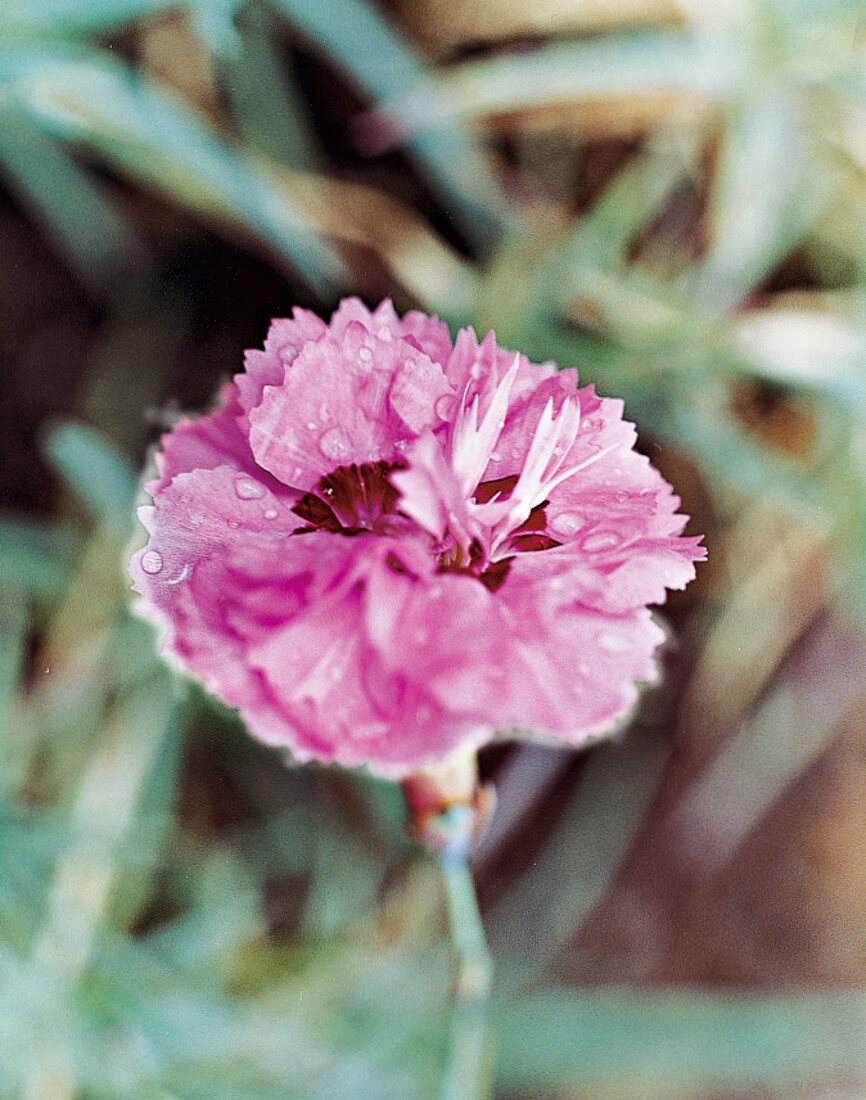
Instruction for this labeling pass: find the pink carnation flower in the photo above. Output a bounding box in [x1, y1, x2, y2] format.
[130, 298, 705, 777]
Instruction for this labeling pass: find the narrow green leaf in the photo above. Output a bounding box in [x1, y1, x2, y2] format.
[0, 104, 151, 298]
[269, 0, 509, 247]
[0, 520, 81, 602]
[223, 1, 321, 171]
[0, 0, 175, 37]
[370, 30, 744, 136]
[494, 987, 866, 1097]
[680, 91, 827, 312]
[5, 44, 343, 292]
[44, 420, 136, 527]
[487, 729, 670, 982]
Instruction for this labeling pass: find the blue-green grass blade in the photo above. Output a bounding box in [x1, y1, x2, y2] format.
[3, 45, 343, 292]
[494, 986, 866, 1098]
[269, 0, 509, 246]
[370, 30, 743, 137]
[0, 0, 176, 37]
[0, 103, 151, 298]
[223, 1, 320, 172]
[44, 420, 136, 529]
[487, 729, 670, 984]
[0, 520, 81, 603]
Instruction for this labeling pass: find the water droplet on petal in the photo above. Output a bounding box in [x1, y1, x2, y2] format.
[319, 403, 330, 423]
[377, 325, 393, 341]
[306, 421, 317, 431]
[581, 530, 622, 553]
[280, 344, 298, 363]
[235, 476, 264, 499]
[550, 512, 584, 537]
[319, 427, 352, 462]
[264, 508, 278, 519]
[490, 450, 501, 462]
[404, 357, 415, 371]
[359, 346, 373, 362]
[141, 550, 163, 574]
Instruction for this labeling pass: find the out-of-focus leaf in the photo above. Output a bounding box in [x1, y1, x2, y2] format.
[730, 300, 866, 414]
[44, 420, 136, 529]
[0, 104, 151, 298]
[3, 44, 343, 291]
[494, 987, 866, 1097]
[79, 274, 193, 453]
[677, 506, 827, 757]
[0, 0, 175, 36]
[30, 666, 178, 980]
[367, 30, 744, 139]
[223, 1, 320, 171]
[0, 521, 80, 602]
[0, 590, 27, 719]
[270, 0, 509, 247]
[270, 167, 478, 315]
[487, 729, 670, 982]
[671, 612, 866, 873]
[681, 91, 826, 313]
[146, 847, 266, 986]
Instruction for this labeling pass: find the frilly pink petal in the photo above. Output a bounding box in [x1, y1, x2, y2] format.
[147, 383, 259, 495]
[131, 298, 705, 777]
[247, 323, 451, 489]
[237, 308, 328, 429]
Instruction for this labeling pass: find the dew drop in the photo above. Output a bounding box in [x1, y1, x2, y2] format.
[141, 550, 163, 574]
[403, 357, 415, 371]
[318, 403, 330, 423]
[264, 508, 278, 519]
[279, 344, 298, 363]
[490, 450, 501, 462]
[550, 512, 584, 537]
[359, 346, 373, 362]
[580, 530, 622, 553]
[319, 427, 352, 462]
[228, 520, 239, 529]
[578, 662, 591, 676]
[235, 476, 264, 500]
[377, 325, 393, 341]
[306, 420, 317, 431]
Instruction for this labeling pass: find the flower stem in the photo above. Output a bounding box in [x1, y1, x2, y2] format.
[439, 854, 492, 1100]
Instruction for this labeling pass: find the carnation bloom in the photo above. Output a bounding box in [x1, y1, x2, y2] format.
[130, 298, 704, 777]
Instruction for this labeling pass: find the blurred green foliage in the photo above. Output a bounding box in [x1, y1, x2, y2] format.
[2, 0, 866, 1097]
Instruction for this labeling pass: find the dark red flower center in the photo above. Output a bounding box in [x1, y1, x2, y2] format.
[291, 463, 559, 593]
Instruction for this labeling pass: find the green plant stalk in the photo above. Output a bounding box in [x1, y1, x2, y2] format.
[439, 854, 492, 1100]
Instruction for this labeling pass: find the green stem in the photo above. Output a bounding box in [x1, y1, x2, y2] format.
[439, 855, 493, 1100]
